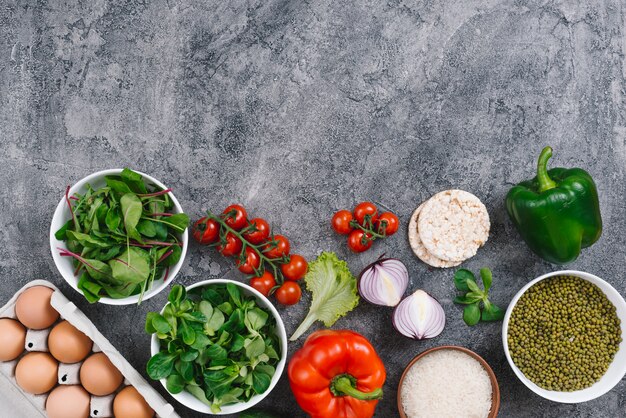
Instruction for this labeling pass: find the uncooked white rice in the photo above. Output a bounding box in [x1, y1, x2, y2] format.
[400, 349, 492, 418]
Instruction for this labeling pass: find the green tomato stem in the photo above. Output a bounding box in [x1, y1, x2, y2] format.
[205, 211, 287, 284]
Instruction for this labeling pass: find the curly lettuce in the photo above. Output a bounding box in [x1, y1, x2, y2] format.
[290, 252, 359, 341]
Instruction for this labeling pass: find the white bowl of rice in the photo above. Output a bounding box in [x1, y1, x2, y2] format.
[397, 346, 500, 418]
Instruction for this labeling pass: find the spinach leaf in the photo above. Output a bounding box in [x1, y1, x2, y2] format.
[109, 247, 150, 284]
[121, 168, 148, 194]
[105, 176, 133, 194]
[120, 193, 143, 241]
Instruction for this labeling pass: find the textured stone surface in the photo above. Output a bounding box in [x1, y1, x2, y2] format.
[1, 0, 626, 417]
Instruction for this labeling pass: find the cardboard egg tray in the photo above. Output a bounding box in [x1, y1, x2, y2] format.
[0, 280, 179, 418]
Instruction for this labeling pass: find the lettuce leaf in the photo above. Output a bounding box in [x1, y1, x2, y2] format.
[290, 252, 359, 341]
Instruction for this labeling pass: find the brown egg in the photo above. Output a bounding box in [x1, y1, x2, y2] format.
[80, 352, 123, 396]
[15, 286, 59, 330]
[15, 352, 58, 394]
[113, 386, 155, 418]
[48, 321, 92, 364]
[0, 318, 26, 361]
[45, 385, 90, 418]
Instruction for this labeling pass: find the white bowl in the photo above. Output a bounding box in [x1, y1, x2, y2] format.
[49, 169, 188, 305]
[502, 270, 626, 403]
[150, 279, 288, 414]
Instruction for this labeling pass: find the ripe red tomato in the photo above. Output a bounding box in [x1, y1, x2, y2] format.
[353, 202, 378, 226]
[192, 217, 220, 244]
[347, 229, 373, 253]
[331, 210, 354, 235]
[263, 234, 290, 259]
[222, 204, 248, 230]
[217, 232, 242, 257]
[237, 247, 261, 274]
[281, 254, 308, 281]
[250, 271, 276, 296]
[377, 212, 399, 236]
[243, 218, 270, 244]
[275, 281, 301, 305]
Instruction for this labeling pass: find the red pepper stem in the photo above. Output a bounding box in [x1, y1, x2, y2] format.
[537, 146, 557, 193]
[330, 375, 383, 401]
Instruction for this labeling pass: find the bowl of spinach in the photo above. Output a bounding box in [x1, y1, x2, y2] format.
[49, 168, 189, 305]
[147, 279, 287, 414]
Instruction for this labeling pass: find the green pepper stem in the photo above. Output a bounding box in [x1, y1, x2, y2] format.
[537, 146, 557, 193]
[330, 375, 383, 401]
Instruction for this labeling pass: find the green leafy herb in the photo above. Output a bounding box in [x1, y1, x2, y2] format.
[453, 267, 505, 326]
[290, 252, 359, 341]
[55, 169, 189, 303]
[146, 284, 281, 413]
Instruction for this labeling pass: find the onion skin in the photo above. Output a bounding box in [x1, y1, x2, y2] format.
[358, 258, 409, 307]
[392, 290, 445, 340]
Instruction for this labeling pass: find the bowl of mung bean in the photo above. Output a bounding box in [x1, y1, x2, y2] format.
[503, 270, 626, 403]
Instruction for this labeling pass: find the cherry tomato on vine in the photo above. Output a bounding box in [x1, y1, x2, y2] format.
[250, 271, 276, 296]
[237, 247, 261, 274]
[347, 229, 373, 253]
[243, 218, 270, 244]
[331, 210, 354, 235]
[275, 281, 301, 305]
[217, 232, 242, 257]
[263, 234, 290, 259]
[281, 254, 308, 281]
[376, 212, 399, 236]
[192, 217, 220, 244]
[353, 202, 378, 226]
[222, 204, 248, 230]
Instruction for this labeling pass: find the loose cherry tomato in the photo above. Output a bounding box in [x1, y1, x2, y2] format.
[192, 217, 220, 244]
[250, 271, 276, 296]
[237, 247, 261, 274]
[222, 204, 248, 230]
[347, 229, 373, 253]
[377, 212, 399, 236]
[353, 202, 378, 226]
[217, 232, 242, 257]
[331, 210, 354, 235]
[281, 254, 308, 281]
[275, 281, 301, 305]
[263, 234, 290, 259]
[243, 218, 270, 244]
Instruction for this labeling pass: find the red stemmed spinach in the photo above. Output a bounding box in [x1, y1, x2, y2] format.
[55, 168, 189, 303]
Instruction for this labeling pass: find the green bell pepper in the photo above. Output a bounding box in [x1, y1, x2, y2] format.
[506, 146, 602, 264]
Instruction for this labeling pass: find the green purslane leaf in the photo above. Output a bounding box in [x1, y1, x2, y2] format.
[453, 269, 475, 292]
[463, 303, 481, 326]
[480, 268, 493, 292]
[145, 284, 280, 412]
[453, 267, 505, 326]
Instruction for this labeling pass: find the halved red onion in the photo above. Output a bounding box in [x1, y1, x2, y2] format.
[358, 258, 409, 306]
[392, 290, 445, 340]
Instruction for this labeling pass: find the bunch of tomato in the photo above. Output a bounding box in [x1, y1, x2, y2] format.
[331, 202, 399, 252]
[193, 204, 307, 306]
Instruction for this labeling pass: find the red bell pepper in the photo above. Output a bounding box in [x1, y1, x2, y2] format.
[288, 329, 386, 418]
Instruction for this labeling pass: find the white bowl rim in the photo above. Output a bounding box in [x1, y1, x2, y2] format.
[502, 269, 626, 403]
[150, 278, 288, 414]
[49, 168, 189, 305]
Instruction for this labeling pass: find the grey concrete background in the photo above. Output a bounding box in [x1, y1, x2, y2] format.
[1, 0, 626, 417]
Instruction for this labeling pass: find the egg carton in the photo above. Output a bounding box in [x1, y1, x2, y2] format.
[0, 280, 179, 418]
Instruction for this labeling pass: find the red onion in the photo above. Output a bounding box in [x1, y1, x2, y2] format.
[392, 290, 445, 340]
[358, 258, 409, 307]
